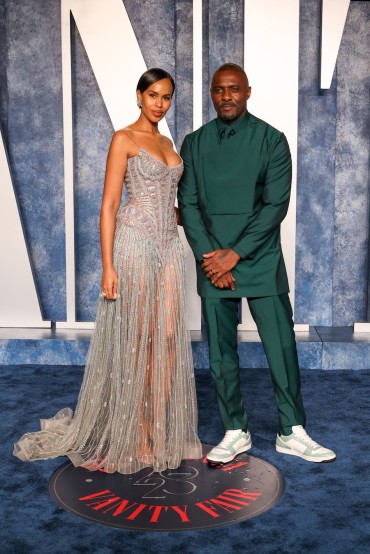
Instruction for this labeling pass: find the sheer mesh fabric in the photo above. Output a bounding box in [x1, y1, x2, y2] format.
[13, 149, 202, 474]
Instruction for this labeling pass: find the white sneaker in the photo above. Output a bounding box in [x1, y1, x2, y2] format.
[207, 429, 252, 464]
[276, 425, 336, 462]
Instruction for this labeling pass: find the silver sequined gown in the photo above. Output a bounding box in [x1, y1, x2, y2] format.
[14, 149, 202, 474]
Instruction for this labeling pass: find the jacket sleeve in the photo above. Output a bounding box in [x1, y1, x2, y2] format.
[232, 133, 292, 260]
[178, 135, 215, 262]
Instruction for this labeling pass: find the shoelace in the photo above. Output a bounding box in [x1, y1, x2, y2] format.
[218, 430, 242, 449]
[292, 426, 320, 448]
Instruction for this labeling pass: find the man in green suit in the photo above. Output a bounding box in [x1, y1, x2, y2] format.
[178, 63, 336, 464]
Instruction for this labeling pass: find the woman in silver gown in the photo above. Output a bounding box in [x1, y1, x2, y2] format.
[14, 68, 202, 474]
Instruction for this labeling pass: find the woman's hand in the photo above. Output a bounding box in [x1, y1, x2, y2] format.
[101, 267, 118, 300]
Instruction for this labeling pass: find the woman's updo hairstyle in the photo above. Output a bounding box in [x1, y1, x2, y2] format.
[136, 68, 175, 96]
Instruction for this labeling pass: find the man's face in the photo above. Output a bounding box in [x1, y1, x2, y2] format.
[210, 70, 251, 123]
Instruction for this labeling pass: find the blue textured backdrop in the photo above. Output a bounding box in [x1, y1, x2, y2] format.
[1, 0, 66, 321]
[0, 0, 369, 326]
[295, 0, 369, 326]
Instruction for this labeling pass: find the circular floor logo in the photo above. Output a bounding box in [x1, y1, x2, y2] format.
[49, 446, 285, 531]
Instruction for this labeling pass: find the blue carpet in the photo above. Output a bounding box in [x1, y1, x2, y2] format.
[1, 365, 369, 554]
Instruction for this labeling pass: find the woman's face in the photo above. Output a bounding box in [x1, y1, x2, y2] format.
[137, 78, 173, 122]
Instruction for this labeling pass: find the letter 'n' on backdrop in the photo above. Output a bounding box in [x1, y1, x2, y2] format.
[59, 0, 196, 329]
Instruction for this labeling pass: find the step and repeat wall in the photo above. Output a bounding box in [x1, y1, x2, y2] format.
[0, 0, 369, 329]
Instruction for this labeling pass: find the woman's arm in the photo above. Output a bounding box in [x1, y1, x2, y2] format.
[100, 132, 129, 300]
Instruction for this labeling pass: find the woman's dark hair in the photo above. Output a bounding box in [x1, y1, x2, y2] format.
[136, 68, 175, 96]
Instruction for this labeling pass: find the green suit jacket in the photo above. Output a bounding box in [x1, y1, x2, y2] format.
[178, 111, 292, 298]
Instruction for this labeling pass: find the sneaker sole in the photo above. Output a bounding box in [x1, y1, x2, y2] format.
[276, 444, 336, 463]
[207, 442, 252, 464]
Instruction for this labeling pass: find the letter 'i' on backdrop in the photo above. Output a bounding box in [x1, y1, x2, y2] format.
[241, 0, 300, 330]
[241, 0, 351, 332]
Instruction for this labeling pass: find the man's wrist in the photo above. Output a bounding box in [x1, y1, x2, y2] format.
[229, 249, 241, 263]
[230, 245, 244, 260]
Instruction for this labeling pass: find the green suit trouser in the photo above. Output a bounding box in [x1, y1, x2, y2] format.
[202, 293, 306, 436]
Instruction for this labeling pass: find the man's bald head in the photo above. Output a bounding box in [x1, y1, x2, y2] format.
[212, 63, 249, 88]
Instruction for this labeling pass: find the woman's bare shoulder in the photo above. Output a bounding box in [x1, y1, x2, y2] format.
[113, 128, 133, 143]
[109, 128, 136, 154]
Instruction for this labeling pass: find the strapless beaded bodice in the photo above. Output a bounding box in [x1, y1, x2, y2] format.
[117, 149, 183, 256]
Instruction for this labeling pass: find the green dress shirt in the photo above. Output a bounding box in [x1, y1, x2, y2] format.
[178, 112, 291, 298]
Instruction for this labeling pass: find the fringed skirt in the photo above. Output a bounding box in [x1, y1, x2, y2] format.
[14, 224, 202, 474]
